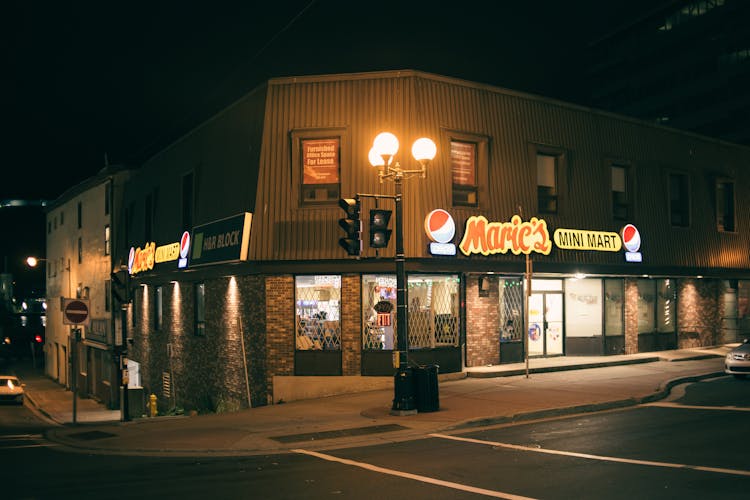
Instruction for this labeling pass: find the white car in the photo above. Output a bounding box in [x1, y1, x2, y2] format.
[725, 339, 750, 379]
[0, 375, 25, 404]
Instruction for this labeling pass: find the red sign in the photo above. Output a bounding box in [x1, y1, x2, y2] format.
[302, 138, 339, 184]
[376, 312, 392, 327]
[63, 299, 90, 326]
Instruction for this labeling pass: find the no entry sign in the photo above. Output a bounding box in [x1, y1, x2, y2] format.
[63, 298, 90, 326]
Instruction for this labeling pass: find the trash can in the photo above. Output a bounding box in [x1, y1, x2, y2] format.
[392, 366, 417, 412]
[120, 386, 144, 419]
[415, 364, 440, 412]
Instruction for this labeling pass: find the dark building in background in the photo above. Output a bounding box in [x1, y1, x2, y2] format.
[587, 0, 750, 145]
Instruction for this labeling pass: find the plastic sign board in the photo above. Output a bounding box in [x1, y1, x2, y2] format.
[553, 228, 622, 251]
[62, 298, 90, 326]
[621, 224, 643, 262]
[128, 242, 156, 275]
[178, 231, 190, 268]
[459, 215, 552, 256]
[191, 213, 252, 266]
[424, 209, 457, 256]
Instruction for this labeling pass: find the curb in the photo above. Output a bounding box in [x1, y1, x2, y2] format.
[466, 356, 661, 378]
[447, 370, 726, 431]
[24, 391, 62, 427]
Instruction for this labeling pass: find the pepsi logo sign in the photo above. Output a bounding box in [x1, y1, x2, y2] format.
[180, 231, 191, 258]
[424, 209, 457, 256]
[178, 231, 191, 269]
[424, 209, 456, 243]
[128, 247, 135, 274]
[621, 224, 641, 253]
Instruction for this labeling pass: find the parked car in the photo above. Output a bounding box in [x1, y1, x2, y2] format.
[0, 375, 25, 404]
[725, 339, 750, 378]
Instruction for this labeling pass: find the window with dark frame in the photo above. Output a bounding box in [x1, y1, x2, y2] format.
[105, 279, 111, 312]
[300, 137, 340, 205]
[195, 282, 205, 336]
[716, 179, 735, 232]
[611, 163, 631, 221]
[451, 140, 479, 206]
[537, 153, 559, 213]
[78, 237, 82, 264]
[668, 172, 690, 227]
[105, 183, 110, 216]
[77, 201, 82, 229]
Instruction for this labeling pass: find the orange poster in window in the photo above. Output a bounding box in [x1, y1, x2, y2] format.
[303, 138, 339, 185]
[451, 141, 476, 186]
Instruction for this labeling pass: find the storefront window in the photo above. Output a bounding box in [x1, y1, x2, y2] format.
[362, 275, 397, 350]
[408, 274, 460, 348]
[295, 275, 341, 350]
[637, 279, 656, 334]
[657, 279, 676, 333]
[604, 279, 624, 336]
[499, 278, 523, 342]
[565, 278, 602, 337]
[531, 279, 563, 291]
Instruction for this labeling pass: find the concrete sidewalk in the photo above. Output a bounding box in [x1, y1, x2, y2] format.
[19, 345, 733, 457]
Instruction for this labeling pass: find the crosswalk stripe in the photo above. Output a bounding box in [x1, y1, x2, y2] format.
[429, 433, 750, 477]
[293, 448, 537, 500]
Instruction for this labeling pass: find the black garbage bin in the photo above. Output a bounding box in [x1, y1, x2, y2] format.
[415, 364, 440, 412]
[392, 366, 417, 411]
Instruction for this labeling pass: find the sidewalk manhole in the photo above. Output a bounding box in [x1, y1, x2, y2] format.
[67, 430, 117, 441]
[271, 423, 407, 443]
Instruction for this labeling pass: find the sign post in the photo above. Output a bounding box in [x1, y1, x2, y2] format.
[62, 299, 90, 424]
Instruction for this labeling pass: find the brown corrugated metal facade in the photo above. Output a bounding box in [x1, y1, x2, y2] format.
[119, 70, 750, 412]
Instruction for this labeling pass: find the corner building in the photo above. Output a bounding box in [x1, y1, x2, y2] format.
[122, 70, 750, 414]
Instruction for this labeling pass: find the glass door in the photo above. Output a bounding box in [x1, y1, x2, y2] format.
[545, 293, 564, 355]
[528, 292, 564, 356]
[528, 293, 545, 356]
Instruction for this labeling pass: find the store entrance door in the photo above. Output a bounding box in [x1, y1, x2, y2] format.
[528, 292, 564, 357]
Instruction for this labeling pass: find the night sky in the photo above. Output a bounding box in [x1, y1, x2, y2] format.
[1, 0, 658, 296]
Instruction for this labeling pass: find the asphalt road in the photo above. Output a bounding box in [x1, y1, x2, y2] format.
[1, 376, 748, 499]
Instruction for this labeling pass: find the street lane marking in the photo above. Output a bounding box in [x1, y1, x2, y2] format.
[1, 443, 60, 449]
[643, 402, 750, 411]
[293, 448, 537, 500]
[430, 434, 750, 478]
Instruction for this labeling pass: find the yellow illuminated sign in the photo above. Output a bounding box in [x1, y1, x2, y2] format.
[155, 242, 180, 263]
[553, 228, 622, 252]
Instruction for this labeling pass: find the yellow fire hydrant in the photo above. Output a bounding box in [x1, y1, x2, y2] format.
[148, 393, 158, 417]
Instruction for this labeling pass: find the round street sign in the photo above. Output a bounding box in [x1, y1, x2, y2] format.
[63, 299, 90, 325]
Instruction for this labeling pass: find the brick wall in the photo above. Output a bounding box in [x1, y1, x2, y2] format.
[129, 276, 268, 414]
[265, 275, 294, 402]
[341, 274, 362, 375]
[466, 276, 500, 366]
[677, 278, 721, 348]
[624, 278, 639, 354]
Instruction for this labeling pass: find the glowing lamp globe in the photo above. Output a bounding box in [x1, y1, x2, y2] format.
[411, 137, 437, 162]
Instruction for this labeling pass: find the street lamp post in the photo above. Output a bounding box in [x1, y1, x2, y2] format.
[369, 132, 437, 413]
[27, 255, 77, 422]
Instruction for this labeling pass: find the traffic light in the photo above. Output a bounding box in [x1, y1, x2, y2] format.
[338, 197, 361, 256]
[369, 208, 392, 248]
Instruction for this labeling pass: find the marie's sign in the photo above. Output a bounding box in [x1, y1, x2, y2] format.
[459, 215, 552, 256]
